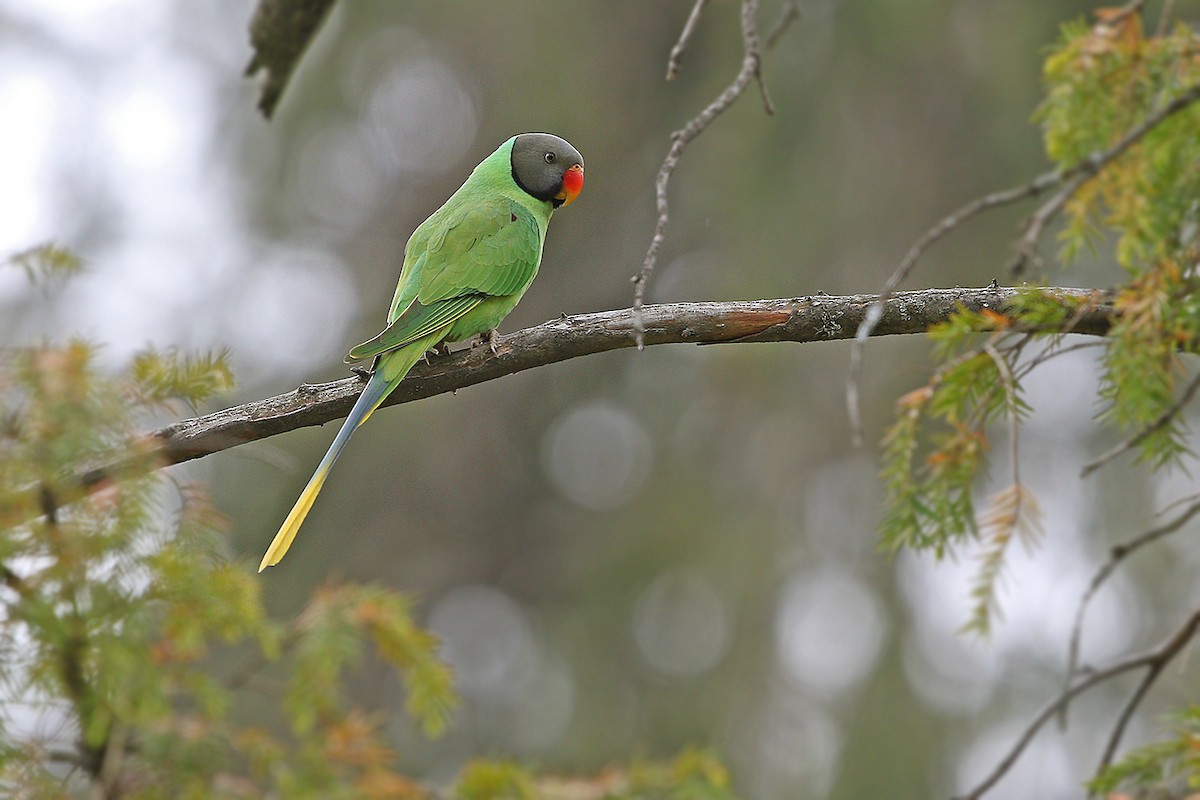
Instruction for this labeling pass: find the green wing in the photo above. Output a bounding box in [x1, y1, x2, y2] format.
[345, 295, 484, 362]
[348, 196, 542, 362]
[415, 197, 542, 304]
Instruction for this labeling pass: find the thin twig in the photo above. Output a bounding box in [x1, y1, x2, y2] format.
[1062, 498, 1200, 723]
[845, 183, 1062, 446]
[1094, 604, 1200, 786]
[666, 0, 709, 80]
[1156, 0, 1177, 38]
[765, 1, 801, 49]
[984, 343, 1023, 488]
[957, 608, 1200, 800]
[632, 0, 797, 349]
[1081, 368, 1200, 477]
[1012, 338, 1105, 382]
[1096, 658, 1163, 783]
[741, 0, 775, 115]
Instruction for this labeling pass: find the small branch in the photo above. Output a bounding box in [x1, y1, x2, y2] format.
[1009, 81, 1200, 275]
[1063, 498, 1200, 721]
[764, 1, 801, 49]
[633, 0, 796, 348]
[1095, 606, 1200, 783]
[847, 81, 1200, 444]
[0, 288, 1116, 527]
[957, 608, 1200, 800]
[1096, 658, 1161, 781]
[740, 0, 775, 115]
[984, 342, 1023, 490]
[845, 178, 1072, 445]
[665, 0, 709, 80]
[1080, 368, 1200, 477]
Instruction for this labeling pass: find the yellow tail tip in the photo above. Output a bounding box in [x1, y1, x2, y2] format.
[258, 471, 327, 573]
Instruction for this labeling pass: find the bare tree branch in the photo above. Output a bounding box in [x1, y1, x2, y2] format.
[957, 608, 1200, 800]
[632, 0, 798, 348]
[0, 288, 1115, 528]
[665, 0, 709, 81]
[1062, 497, 1200, 724]
[764, 1, 801, 49]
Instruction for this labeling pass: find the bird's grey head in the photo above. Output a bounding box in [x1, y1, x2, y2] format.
[510, 133, 585, 208]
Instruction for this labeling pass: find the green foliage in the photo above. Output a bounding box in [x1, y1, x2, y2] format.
[881, 310, 1021, 555]
[1039, 15, 1200, 466]
[881, 13, 1200, 644]
[0, 263, 460, 797]
[285, 584, 455, 739]
[455, 761, 536, 800]
[1040, 17, 1200, 270]
[130, 347, 235, 410]
[0, 256, 740, 798]
[452, 749, 737, 800]
[1089, 706, 1200, 795]
[4, 242, 83, 286]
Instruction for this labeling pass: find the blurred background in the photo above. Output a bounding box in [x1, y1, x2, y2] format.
[2, 0, 1197, 797]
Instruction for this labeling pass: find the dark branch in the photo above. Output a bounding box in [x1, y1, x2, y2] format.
[245, 0, 338, 118]
[958, 608, 1200, 800]
[0, 288, 1114, 527]
[1062, 497, 1200, 723]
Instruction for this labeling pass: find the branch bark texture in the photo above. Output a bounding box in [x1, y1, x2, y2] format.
[150, 287, 1110, 469]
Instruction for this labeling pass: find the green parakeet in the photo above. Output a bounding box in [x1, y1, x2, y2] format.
[259, 133, 585, 571]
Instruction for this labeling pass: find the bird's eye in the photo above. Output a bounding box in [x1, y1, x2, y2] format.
[544, 151, 556, 164]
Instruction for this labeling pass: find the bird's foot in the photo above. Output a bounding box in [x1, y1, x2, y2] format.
[423, 341, 452, 365]
[471, 329, 501, 355]
[350, 366, 372, 382]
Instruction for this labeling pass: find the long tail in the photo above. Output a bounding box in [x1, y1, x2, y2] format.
[258, 339, 433, 571]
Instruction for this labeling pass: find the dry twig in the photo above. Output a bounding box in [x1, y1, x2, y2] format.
[957, 608, 1200, 800]
[665, 0, 710, 80]
[632, 0, 798, 348]
[1062, 497, 1200, 724]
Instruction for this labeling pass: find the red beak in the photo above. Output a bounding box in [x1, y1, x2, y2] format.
[556, 163, 584, 207]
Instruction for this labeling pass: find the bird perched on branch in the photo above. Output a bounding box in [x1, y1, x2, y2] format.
[259, 133, 585, 571]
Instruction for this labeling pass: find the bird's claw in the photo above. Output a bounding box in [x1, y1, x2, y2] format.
[350, 366, 372, 382]
[472, 329, 501, 355]
[422, 342, 452, 365]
